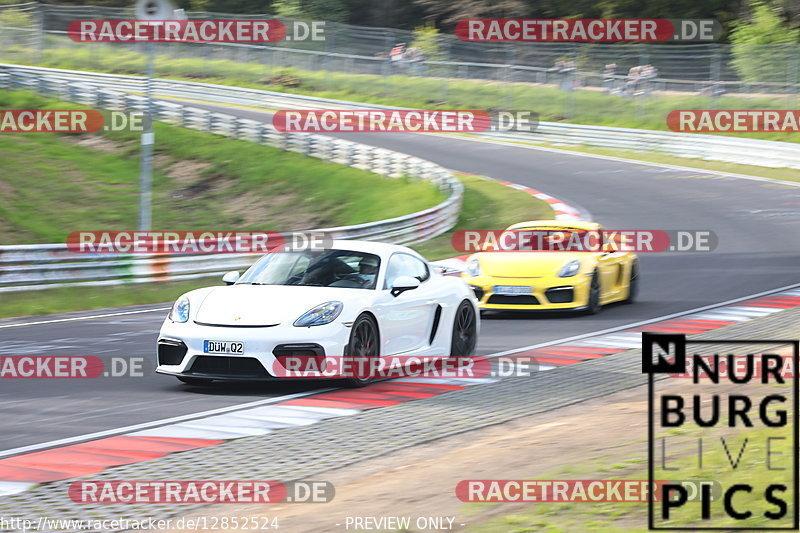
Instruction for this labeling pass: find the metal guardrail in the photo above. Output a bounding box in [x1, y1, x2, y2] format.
[5, 64, 797, 170]
[3, 63, 799, 291]
[0, 64, 463, 292]
[498, 123, 800, 170]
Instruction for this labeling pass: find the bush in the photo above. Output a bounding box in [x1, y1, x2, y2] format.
[730, 1, 799, 84]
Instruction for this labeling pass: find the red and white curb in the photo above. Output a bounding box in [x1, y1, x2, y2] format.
[465, 173, 586, 222]
[1, 287, 799, 497]
[504, 288, 800, 370]
[495, 181, 584, 222]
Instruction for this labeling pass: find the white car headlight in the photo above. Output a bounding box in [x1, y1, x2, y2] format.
[294, 301, 343, 327]
[466, 258, 481, 277]
[170, 296, 190, 323]
[558, 259, 581, 278]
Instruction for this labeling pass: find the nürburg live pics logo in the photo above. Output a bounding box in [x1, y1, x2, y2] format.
[644, 332, 798, 530]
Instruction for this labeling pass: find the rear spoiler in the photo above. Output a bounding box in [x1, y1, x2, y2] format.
[430, 259, 466, 276]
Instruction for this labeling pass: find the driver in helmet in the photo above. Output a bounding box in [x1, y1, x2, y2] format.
[357, 256, 379, 288]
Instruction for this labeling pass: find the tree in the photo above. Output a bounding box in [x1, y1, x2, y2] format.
[273, 0, 348, 21]
[414, 0, 530, 26]
[0, 7, 32, 27]
[273, 0, 303, 17]
[0, 5, 33, 50]
[411, 21, 444, 60]
[345, 0, 425, 29]
[730, 0, 799, 83]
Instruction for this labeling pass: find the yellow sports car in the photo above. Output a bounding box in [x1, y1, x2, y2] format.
[462, 220, 639, 314]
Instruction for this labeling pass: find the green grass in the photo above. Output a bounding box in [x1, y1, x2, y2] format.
[6, 41, 800, 144]
[0, 278, 214, 318]
[0, 172, 553, 319]
[467, 420, 795, 532]
[411, 173, 554, 260]
[0, 89, 444, 244]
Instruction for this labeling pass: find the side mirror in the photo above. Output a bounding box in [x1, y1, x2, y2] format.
[391, 276, 420, 296]
[222, 271, 240, 285]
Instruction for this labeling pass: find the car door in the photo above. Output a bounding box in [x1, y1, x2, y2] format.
[374, 253, 439, 355]
[597, 251, 627, 302]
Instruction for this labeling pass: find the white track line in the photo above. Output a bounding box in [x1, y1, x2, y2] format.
[484, 280, 800, 359]
[0, 389, 336, 459]
[0, 307, 171, 329]
[3, 280, 799, 460]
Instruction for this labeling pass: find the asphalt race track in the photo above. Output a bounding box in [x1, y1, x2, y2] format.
[2, 101, 799, 453]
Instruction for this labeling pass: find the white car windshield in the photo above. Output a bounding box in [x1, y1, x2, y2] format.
[237, 250, 381, 289]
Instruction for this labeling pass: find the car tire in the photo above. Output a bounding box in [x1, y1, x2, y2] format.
[450, 300, 478, 357]
[342, 313, 380, 388]
[622, 260, 639, 304]
[584, 271, 601, 315]
[177, 376, 214, 386]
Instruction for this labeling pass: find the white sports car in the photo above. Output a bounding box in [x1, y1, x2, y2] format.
[156, 240, 480, 386]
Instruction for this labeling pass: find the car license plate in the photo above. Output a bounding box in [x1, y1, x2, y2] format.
[494, 285, 532, 296]
[203, 340, 244, 355]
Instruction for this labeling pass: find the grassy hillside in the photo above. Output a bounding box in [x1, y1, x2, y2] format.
[0, 89, 445, 244]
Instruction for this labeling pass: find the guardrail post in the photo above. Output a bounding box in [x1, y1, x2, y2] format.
[37, 74, 47, 97]
[97, 87, 108, 109]
[178, 105, 187, 127]
[256, 122, 265, 145]
[232, 117, 241, 139]
[346, 143, 355, 166]
[324, 137, 334, 161]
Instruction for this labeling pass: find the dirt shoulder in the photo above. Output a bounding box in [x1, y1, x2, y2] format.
[162, 347, 796, 533]
[164, 380, 655, 533]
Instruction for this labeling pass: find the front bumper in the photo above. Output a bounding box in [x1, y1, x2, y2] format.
[156, 319, 350, 381]
[464, 274, 591, 310]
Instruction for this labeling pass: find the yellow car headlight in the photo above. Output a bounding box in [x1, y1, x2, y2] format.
[466, 258, 481, 277]
[557, 259, 581, 278]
